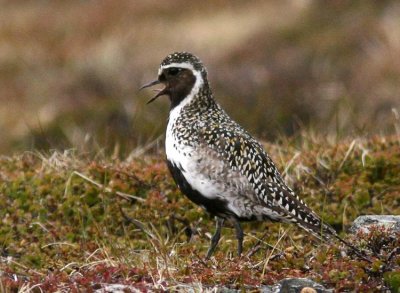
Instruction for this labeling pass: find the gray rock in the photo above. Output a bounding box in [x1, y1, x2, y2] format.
[349, 215, 400, 234]
[94, 284, 142, 293]
[261, 278, 333, 293]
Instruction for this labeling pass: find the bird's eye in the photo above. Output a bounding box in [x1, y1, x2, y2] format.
[168, 68, 181, 76]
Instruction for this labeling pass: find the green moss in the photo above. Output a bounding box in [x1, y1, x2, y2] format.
[384, 271, 400, 293]
[25, 254, 43, 268]
[354, 190, 370, 208]
[0, 136, 399, 290]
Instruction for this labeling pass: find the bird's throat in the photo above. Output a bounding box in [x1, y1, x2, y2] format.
[168, 71, 197, 109]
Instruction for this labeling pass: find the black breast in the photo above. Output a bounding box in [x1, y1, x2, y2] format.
[166, 159, 231, 218]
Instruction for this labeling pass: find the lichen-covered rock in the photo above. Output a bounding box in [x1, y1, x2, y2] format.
[349, 215, 400, 234]
[261, 278, 333, 293]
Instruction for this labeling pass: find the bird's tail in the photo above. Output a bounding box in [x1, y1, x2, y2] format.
[296, 220, 371, 263]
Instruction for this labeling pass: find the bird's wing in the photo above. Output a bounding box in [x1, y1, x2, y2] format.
[198, 122, 336, 239]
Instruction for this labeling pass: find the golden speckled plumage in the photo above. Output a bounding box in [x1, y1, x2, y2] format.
[142, 52, 365, 259]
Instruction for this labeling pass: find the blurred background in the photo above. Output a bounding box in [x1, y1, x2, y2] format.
[1, 0, 399, 155]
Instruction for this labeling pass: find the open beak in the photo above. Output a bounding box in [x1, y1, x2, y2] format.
[139, 79, 168, 104]
[139, 79, 160, 90]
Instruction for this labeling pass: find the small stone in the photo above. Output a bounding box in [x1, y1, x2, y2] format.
[349, 215, 400, 234]
[94, 284, 141, 293]
[261, 278, 333, 293]
[301, 287, 317, 293]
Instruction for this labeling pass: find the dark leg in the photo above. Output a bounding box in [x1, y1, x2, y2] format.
[232, 218, 244, 256]
[206, 217, 224, 259]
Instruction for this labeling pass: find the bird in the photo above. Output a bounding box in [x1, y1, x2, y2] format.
[140, 52, 367, 260]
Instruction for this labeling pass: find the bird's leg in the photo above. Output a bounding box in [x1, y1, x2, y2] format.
[232, 217, 244, 256]
[206, 217, 224, 259]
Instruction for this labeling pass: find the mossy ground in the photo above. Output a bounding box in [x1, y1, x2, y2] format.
[0, 134, 399, 292]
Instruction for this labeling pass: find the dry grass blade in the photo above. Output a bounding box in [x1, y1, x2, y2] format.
[337, 139, 356, 171]
[119, 207, 155, 238]
[246, 232, 279, 258]
[65, 170, 145, 202]
[262, 228, 290, 277]
[127, 136, 163, 160]
[282, 151, 301, 177]
[392, 108, 400, 143]
[41, 242, 77, 249]
[358, 142, 370, 167]
[1, 257, 45, 277]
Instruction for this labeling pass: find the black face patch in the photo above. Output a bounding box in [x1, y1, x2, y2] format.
[160, 68, 196, 109]
[166, 67, 182, 76]
[161, 52, 208, 82]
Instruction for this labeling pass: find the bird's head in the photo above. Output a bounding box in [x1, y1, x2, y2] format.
[140, 52, 208, 108]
